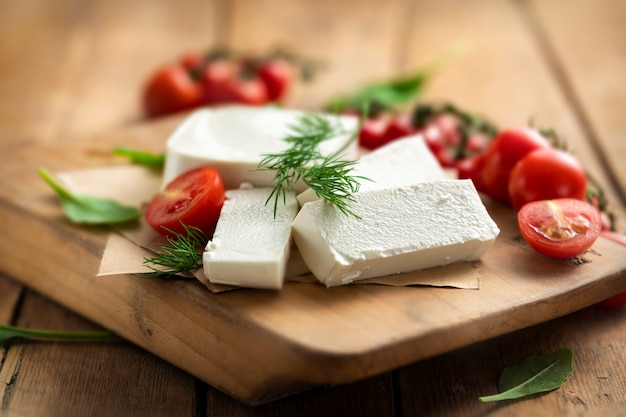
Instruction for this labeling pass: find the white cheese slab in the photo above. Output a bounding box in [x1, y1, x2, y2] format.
[297, 134, 448, 205]
[162, 105, 359, 190]
[203, 187, 298, 289]
[291, 179, 500, 287]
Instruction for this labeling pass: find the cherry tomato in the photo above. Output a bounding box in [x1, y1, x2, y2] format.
[258, 58, 293, 102]
[359, 117, 389, 150]
[382, 115, 415, 143]
[508, 147, 587, 211]
[142, 65, 204, 118]
[517, 198, 602, 259]
[456, 152, 488, 193]
[202, 60, 268, 106]
[145, 167, 225, 238]
[482, 127, 550, 204]
[180, 51, 204, 73]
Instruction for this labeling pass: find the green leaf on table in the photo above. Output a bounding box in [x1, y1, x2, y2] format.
[478, 348, 574, 402]
[112, 147, 165, 168]
[328, 67, 431, 116]
[1, 323, 112, 345]
[39, 167, 141, 225]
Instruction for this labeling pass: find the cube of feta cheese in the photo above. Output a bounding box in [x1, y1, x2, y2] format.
[297, 134, 448, 205]
[162, 105, 359, 190]
[203, 187, 298, 289]
[291, 179, 500, 287]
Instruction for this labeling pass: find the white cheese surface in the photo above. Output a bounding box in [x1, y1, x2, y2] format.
[162, 105, 359, 190]
[297, 134, 447, 205]
[203, 187, 298, 289]
[291, 179, 500, 287]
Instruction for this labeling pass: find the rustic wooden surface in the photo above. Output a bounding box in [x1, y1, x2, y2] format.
[1, 0, 625, 416]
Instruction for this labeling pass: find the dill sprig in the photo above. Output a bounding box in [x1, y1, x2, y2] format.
[257, 112, 366, 217]
[142, 223, 207, 277]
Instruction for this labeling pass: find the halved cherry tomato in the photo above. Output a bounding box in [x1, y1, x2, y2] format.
[517, 198, 602, 259]
[202, 60, 268, 106]
[258, 58, 293, 102]
[142, 65, 204, 118]
[482, 127, 551, 204]
[145, 167, 225, 237]
[508, 147, 587, 211]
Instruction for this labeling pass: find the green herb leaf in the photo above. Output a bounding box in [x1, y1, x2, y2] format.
[478, 348, 574, 402]
[256, 112, 366, 218]
[1, 323, 112, 345]
[142, 223, 207, 277]
[39, 167, 141, 225]
[113, 147, 165, 168]
[329, 68, 431, 116]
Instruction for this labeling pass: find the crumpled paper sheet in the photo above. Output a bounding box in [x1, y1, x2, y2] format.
[58, 165, 480, 292]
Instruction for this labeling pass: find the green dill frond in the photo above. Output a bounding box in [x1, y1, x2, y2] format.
[142, 223, 208, 278]
[256, 112, 367, 218]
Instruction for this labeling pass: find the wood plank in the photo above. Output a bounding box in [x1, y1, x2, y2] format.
[202, 373, 396, 417]
[400, 0, 626, 230]
[526, 0, 626, 206]
[228, 0, 411, 109]
[1, 124, 625, 404]
[0, 275, 22, 322]
[0, 290, 197, 416]
[0, 0, 224, 145]
[396, 306, 626, 417]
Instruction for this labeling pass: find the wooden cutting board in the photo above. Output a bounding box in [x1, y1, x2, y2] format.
[1, 115, 625, 405]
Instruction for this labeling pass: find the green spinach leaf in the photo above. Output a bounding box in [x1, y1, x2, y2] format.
[478, 348, 573, 402]
[39, 167, 141, 225]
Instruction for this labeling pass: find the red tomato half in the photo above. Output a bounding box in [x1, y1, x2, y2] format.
[518, 198, 602, 259]
[145, 167, 225, 237]
[508, 147, 587, 211]
[142, 65, 204, 118]
[482, 127, 550, 204]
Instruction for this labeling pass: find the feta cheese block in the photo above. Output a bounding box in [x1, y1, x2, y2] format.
[203, 187, 298, 289]
[291, 179, 500, 287]
[297, 134, 448, 205]
[162, 105, 359, 190]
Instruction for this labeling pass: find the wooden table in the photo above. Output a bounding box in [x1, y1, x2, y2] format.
[1, 0, 625, 415]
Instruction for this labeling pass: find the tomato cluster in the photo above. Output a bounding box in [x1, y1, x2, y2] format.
[142, 49, 296, 118]
[358, 103, 495, 174]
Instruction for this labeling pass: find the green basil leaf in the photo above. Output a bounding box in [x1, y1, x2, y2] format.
[39, 167, 141, 225]
[478, 348, 573, 402]
[113, 147, 165, 168]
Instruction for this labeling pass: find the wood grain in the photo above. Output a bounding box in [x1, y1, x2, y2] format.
[0, 291, 197, 416]
[1, 0, 625, 415]
[527, 0, 626, 207]
[1, 122, 625, 404]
